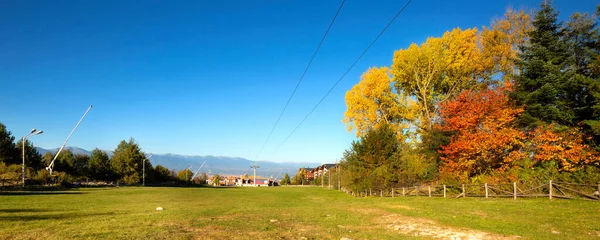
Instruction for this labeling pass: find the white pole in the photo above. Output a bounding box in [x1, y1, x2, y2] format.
[47, 105, 93, 175]
[549, 180, 553, 200]
[22, 136, 27, 187]
[485, 183, 488, 198]
[143, 154, 153, 186]
[251, 165, 259, 186]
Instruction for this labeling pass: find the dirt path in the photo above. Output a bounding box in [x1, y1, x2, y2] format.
[377, 214, 520, 239]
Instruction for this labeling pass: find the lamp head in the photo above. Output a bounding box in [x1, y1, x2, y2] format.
[30, 129, 36, 133]
[36, 130, 43, 135]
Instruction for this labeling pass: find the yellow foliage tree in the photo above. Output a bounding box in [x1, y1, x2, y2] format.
[480, 8, 533, 79]
[343, 67, 416, 138]
[392, 28, 483, 131]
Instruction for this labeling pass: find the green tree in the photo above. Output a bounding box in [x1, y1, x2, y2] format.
[341, 122, 402, 193]
[16, 139, 43, 172]
[88, 149, 112, 181]
[0, 162, 21, 186]
[111, 138, 145, 184]
[154, 165, 171, 182]
[176, 169, 193, 182]
[42, 152, 53, 168]
[565, 11, 599, 78]
[0, 123, 19, 165]
[72, 154, 90, 179]
[511, 2, 573, 128]
[564, 9, 600, 146]
[280, 173, 291, 185]
[54, 149, 75, 175]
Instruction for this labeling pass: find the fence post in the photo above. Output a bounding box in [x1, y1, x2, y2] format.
[485, 183, 488, 199]
[428, 186, 431, 197]
[392, 188, 394, 198]
[549, 180, 553, 200]
[462, 184, 465, 198]
[443, 185, 446, 198]
[380, 190, 383, 197]
[513, 182, 517, 200]
[370, 188, 372, 196]
[402, 187, 405, 196]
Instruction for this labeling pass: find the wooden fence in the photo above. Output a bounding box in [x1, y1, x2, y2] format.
[345, 180, 600, 201]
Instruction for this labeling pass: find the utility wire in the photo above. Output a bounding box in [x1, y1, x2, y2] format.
[253, 0, 347, 162]
[268, 0, 413, 157]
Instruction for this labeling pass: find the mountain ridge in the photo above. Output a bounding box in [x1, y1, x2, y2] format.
[35, 146, 318, 178]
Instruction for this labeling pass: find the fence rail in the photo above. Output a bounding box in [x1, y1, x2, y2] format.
[344, 180, 600, 201]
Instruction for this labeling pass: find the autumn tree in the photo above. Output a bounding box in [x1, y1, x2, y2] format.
[292, 169, 307, 185]
[343, 67, 415, 138]
[211, 174, 221, 186]
[392, 28, 484, 132]
[177, 168, 193, 182]
[480, 8, 533, 79]
[437, 83, 525, 182]
[528, 125, 600, 172]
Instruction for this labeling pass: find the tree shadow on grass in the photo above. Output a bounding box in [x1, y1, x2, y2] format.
[0, 212, 115, 221]
[0, 191, 84, 196]
[0, 209, 52, 213]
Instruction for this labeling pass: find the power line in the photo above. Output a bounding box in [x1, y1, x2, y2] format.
[253, 0, 346, 162]
[268, 0, 413, 157]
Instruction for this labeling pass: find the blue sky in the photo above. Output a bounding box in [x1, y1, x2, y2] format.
[1, 0, 597, 163]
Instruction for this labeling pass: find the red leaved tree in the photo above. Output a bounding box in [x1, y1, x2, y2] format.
[437, 83, 525, 182]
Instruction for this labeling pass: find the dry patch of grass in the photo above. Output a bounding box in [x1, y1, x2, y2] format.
[376, 214, 520, 239]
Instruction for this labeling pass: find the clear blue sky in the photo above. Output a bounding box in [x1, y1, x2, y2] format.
[1, 0, 597, 163]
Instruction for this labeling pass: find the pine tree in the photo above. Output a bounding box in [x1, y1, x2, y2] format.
[280, 173, 291, 185]
[513, 1, 600, 137]
[111, 138, 145, 184]
[512, 1, 572, 128]
[0, 123, 19, 165]
[88, 149, 112, 181]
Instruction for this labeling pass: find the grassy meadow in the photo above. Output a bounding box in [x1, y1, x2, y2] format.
[1, 186, 599, 239]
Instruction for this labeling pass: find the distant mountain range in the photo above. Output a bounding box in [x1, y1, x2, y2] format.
[35, 147, 317, 178]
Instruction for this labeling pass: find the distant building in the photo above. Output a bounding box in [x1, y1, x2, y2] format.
[297, 164, 337, 183]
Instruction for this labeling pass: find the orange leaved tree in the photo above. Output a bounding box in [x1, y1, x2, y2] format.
[437, 83, 525, 182]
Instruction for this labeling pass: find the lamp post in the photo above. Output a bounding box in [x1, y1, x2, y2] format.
[251, 164, 260, 186]
[143, 154, 153, 186]
[23, 128, 43, 187]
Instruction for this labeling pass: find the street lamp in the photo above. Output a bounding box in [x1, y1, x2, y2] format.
[143, 154, 153, 186]
[251, 164, 260, 186]
[23, 128, 43, 187]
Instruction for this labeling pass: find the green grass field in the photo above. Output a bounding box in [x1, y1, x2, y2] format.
[1, 186, 599, 239]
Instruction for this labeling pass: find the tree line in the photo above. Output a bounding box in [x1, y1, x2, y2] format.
[337, 2, 600, 194]
[0, 122, 208, 186]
